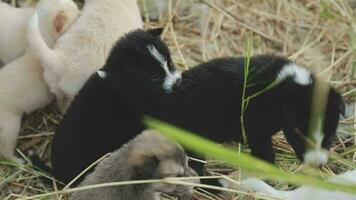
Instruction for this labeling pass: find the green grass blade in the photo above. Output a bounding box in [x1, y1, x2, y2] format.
[144, 116, 356, 194]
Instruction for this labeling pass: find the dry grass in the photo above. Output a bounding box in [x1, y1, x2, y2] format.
[0, 0, 355, 199]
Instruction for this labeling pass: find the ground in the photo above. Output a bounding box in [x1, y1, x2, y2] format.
[0, 0, 355, 199]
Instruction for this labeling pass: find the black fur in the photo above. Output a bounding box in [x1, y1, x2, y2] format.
[45, 29, 344, 186]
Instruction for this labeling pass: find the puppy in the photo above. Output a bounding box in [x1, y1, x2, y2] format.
[0, 0, 79, 163]
[26, 0, 143, 113]
[138, 0, 209, 31]
[0, 2, 33, 65]
[97, 29, 344, 169]
[138, 0, 209, 19]
[221, 170, 356, 200]
[70, 130, 197, 200]
[40, 29, 343, 187]
[46, 29, 169, 185]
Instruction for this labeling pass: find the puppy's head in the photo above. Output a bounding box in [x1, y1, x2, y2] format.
[102, 29, 181, 97]
[302, 87, 344, 166]
[35, 0, 79, 46]
[127, 130, 197, 198]
[281, 71, 345, 167]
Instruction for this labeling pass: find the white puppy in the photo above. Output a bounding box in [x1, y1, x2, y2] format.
[0, 2, 34, 65]
[27, 0, 143, 113]
[0, 0, 79, 163]
[138, 0, 209, 31]
[221, 170, 356, 200]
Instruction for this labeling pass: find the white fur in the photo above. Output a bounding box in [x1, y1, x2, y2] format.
[138, 0, 210, 31]
[303, 149, 329, 167]
[277, 63, 312, 85]
[27, 0, 143, 113]
[241, 178, 283, 198]
[304, 117, 328, 167]
[245, 171, 356, 200]
[0, 0, 79, 163]
[147, 45, 181, 92]
[224, 170, 356, 200]
[0, 3, 34, 65]
[311, 120, 324, 148]
[97, 70, 107, 79]
[147, 45, 166, 67]
[163, 71, 181, 92]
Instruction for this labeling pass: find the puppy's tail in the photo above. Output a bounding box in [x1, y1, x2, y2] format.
[27, 11, 62, 70]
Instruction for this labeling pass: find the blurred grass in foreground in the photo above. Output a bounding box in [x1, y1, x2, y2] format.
[144, 116, 356, 195]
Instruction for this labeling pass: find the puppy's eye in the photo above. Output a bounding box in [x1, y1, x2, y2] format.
[151, 73, 162, 81]
[161, 172, 185, 178]
[151, 69, 166, 80]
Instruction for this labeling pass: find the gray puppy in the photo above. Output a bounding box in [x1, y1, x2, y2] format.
[70, 130, 198, 200]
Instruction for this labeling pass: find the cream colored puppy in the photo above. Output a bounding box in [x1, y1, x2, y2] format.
[27, 0, 143, 113]
[0, 0, 79, 163]
[0, 2, 34, 65]
[138, 0, 209, 31]
[71, 130, 198, 200]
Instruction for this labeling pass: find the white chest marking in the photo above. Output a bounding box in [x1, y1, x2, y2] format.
[147, 45, 181, 92]
[277, 63, 312, 85]
[97, 70, 107, 79]
[303, 118, 328, 167]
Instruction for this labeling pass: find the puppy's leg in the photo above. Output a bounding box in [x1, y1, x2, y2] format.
[244, 105, 276, 163]
[282, 125, 305, 161]
[57, 95, 73, 114]
[0, 111, 23, 164]
[246, 125, 275, 163]
[56, 92, 71, 114]
[281, 101, 305, 161]
[58, 73, 91, 113]
[186, 151, 223, 193]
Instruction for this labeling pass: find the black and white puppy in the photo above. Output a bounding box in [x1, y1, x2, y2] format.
[45, 29, 344, 186]
[47, 28, 172, 185]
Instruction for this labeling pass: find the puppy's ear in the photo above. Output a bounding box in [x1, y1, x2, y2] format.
[53, 10, 68, 33]
[133, 155, 160, 180]
[148, 28, 164, 38]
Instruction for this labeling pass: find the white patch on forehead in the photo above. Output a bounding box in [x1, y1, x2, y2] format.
[147, 45, 166, 66]
[146, 45, 181, 93]
[97, 70, 107, 79]
[277, 63, 312, 85]
[163, 71, 181, 92]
